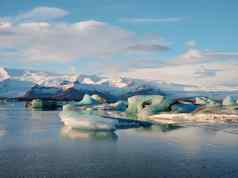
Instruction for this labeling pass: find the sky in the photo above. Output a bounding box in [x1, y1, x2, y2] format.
[0, 0, 238, 90]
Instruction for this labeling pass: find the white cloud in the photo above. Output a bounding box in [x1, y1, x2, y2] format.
[168, 48, 238, 65]
[0, 21, 12, 30]
[185, 40, 197, 48]
[0, 7, 172, 74]
[176, 48, 203, 62]
[120, 17, 183, 23]
[15, 6, 69, 22]
[72, 20, 106, 30]
[125, 48, 238, 91]
[0, 7, 168, 63]
[0, 7, 169, 63]
[0, 20, 167, 63]
[0, 21, 129, 62]
[18, 22, 50, 29]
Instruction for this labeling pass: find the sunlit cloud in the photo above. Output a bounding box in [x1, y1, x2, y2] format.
[0, 7, 169, 64]
[168, 48, 238, 65]
[125, 47, 238, 91]
[15, 6, 69, 22]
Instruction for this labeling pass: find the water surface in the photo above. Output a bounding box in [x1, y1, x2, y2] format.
[0, 103, 238, 178]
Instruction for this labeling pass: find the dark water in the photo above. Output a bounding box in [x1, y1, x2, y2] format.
[1, 103, 238, 178]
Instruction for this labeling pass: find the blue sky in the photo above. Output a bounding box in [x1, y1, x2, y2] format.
[0, 0, 238, 90]
[1, 0, 237, 50]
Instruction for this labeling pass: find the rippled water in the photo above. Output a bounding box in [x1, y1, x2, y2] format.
[1, 102, 238, 178]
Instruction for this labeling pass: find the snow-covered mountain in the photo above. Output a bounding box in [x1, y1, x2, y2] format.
[0, 67, 161, 100]
[1, 67, 237, 101]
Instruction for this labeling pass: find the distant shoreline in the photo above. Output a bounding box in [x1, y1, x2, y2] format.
[150, 113, 238, 124]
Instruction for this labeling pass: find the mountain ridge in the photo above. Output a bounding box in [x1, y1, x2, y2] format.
[0, 67, 238, 100]
[0, 67, 162, 101]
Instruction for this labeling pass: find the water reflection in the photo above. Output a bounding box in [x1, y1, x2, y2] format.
[0, 128, 6, 137]
[134, 124, 183, 133]
[60, 126, 118, 141]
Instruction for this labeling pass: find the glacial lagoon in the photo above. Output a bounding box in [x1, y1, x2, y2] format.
[1, 103, 238, 178]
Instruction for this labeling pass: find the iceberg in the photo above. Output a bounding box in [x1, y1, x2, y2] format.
[195, 96, 220, 106]
[127, 95, 174, 119]
[222, 96, 237, 106]
[62, 103, 77, 111]
[59, 110, 119, 131]
[31, 99, 43, 108]
[127, 95, 165, 114]
[137, 106, 155, 119]
[109, 101, 128, 111]
[91, 94, 106, 104]
[171, 103, 198, 113]
[77, 94, 97, 106]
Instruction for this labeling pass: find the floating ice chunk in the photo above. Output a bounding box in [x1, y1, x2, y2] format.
[127, 95, 174, 119]
[91, 94, 106, 104]
[77, 94, 97, 106]
[59, 110, 118, 131]
[223, 96, 237, 106]
[195, 96, 220, 106]
[110, 101, 128, 111]
[171, 103, 198, 113]
[62, 103, 77, 111]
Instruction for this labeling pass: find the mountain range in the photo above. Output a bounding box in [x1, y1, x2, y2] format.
[0, 67, 161, 101]
[0, 67, 237, 101]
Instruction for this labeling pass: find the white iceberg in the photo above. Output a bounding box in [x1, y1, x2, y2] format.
[223, 96, 237, 106]
[59, 110, 118, 131]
